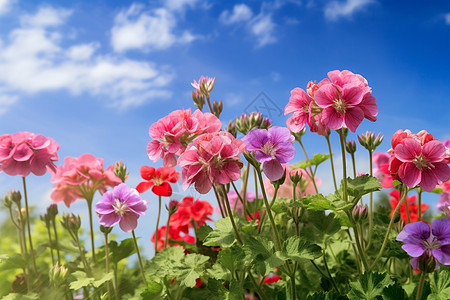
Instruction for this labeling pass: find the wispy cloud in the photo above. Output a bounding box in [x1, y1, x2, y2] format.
[445, 13, 450, 25]
[324, 0, 375, 21]
[0, 0, 15, 16]
[0, 5, 174, 113]
[219, 3, 277, 47]
[110, 3, 199, 53]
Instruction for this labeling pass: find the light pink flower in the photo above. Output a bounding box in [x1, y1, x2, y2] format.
[147, 108, 222, 167]
[220, 190, 256, 216]
[264, 165, 321, 198]
[51, 154, 122, 207]
[390, 132, 450, 191]
[372, 152, 394, 188]
[191, 76, 215, 96]
[0, 132, 59, 177]
[178, 132, 245, 194]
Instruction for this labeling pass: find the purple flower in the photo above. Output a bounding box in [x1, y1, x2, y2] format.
[95, 183, 148, 232]
[396, 219, 450, 271]
[242, 126, 296, 181]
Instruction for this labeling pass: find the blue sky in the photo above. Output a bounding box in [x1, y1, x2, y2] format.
[1, 0, 449, 256]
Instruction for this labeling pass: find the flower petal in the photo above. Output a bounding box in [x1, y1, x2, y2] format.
[119, 212, 138, 232]
[422, 140, 446, 163]
[136, 181, 154, 194]
[431, 218, 450, 245]
[432, 245, 450, 265]
[152, 182, 172, 197]
[395, 139, 421, 162]
[398, 162, 421, 188]
[263, 160, 284, 181]
[140, 166, 156, 180]
[99, 212, 120, 227]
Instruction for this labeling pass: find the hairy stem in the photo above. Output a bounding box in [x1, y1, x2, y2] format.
[132, 230, 147, 285]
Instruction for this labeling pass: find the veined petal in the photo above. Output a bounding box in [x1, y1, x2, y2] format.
[119, 212, 138, 232]
[315, 83, 338, 108]
[140, 166, 156, 180]
[422, 140, 446, 163]
[398, 162, 421, 188]
[343, 106, 364, 133]
[395, 139, 421, 162]
[263, 160, 284, 181]
[431, 218, 450, 245]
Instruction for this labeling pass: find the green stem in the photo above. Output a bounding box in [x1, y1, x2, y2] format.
[418, 189, 423, 221]
[366, 150, 374, 250]
[46, 226, 55, 265]
[113, 263, 119, 300]
[206, 95, 213, 113]
[104, 232, 113, 300]
[164, 213, 172, 249]
[52, 219, 61, 265]
[323, 249, 340, 293]
[255, 168, 282, 251]
[370, 188, 407, 269]
[350, 152, 357, 178]
[346, 230, 362, 274]
[155, 196, 162, 254]
[258, 185, 278, 234]
[216, 185, 243, 245]
[325, 135, 338, 191]
[22, 177, 38, 278]
[290, 274, 297, 300]
[416, 272, 426, 300]
[347, 211, 369, 271]
[75, 235, 91, 275]
[338, 130, 348, 203]
[298, 139, 319, 193]
[248, 273, 268, 300]
[132, 230, 147, 285]
[231, 181, 253, 219]
[86, 196, 97, 264]
[403, 187, 411, 224]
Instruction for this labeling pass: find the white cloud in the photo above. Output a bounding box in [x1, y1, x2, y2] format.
[219, 4, 253, 24]
[324, 0, 375, 21]
[445, 13, 450, 25]
[220, 3, 277, 47]
[0, 0, 15, 16]
[0, 6, 174, 113]
[111, 3, 198, 53]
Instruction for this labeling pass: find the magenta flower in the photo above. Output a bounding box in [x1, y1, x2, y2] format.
[242, 126, 296, 181]
[0, 132, 59, 177]
[95, 183, 147, 232]
[178, 131, 245, 194]
[396, 219, 450, 270]
[393, 137, 450, 191]
[284, 87, 312, 133]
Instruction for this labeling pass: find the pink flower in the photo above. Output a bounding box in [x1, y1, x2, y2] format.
[388, 130, 450, 191]
[50, 154, 122, 207]
[178, 131, 245, 194]
[191, 76, 215, 97]
[314, 70, 377, 132]
[264, 165, 321, 198]
[147, 108, 222, 167]
[0, 132, 59, 177]
[95, 183, 147, 232]
[372, 152, 394, 188]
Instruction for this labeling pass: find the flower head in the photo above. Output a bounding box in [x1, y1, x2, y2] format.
[136, 166, 179, 197]
[191, 76, 215, 97]
[242, 126, 296, 181]
[95, 183, 147, 232]
[0, 132, 59, 177]
[178, 131, 245, 194]
[396, 219, 450, 271]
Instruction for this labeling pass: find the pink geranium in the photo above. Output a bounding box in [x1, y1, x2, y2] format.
[372, 152, 394, 188]
[178, 131, 245, 194]
[147, 108, 222, 167]
[388, 130, 450, 191]
[0, 132, 59, 177]
[50, 153, 122, 207]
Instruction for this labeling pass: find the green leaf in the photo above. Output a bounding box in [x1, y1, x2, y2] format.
[141, 280, 163, 299]
[1, 293, 39, 300]
[348, 272, 394, 300]
[346, 175, 381, 200]
[203, 217, 237, 247]
[196, 225, 213, 242]
[428, 270, 450, 300]
[292, 153, 330, 169]
[146, 247, 186, 278]
[173, 253, 209, 288]
[429, 187, 444, 194]
[0, 254, 26, 271]
[110, 238, 136, 264]
[243, 236, 284, 275]
[69, 271, 95, 290]
[300, 194, 335, 211]
[382, 283, 408, 300]
[280, 236, 322, 263]
[306, 291, 348, 300]
[92, 272, 114, 288]
[308, 211, 341, 236]
[392, 180, 402, 187]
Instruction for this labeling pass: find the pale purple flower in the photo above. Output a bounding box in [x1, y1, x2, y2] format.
[242, 126, 296, 181]
[95, 183, 148, 232]
[396, 219, 450, 270]
[438, 192, 450, 219]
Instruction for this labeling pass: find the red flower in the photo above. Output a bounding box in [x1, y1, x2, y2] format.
[169, 196, 213, 233]
[263, 273, 281, 284]
[136, 166, 179, 196]
[389, 189, 428, 223]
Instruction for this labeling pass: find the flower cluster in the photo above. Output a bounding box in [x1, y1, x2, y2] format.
[147, 108, 222, 167]
[152, 196, 213, 251]
[389, 189, 428, 224]
[285, 70, 378, 134]
[136, 166, 179, 197]
[95, 183, 148, 232]
[50, 153, 121, 207]
[0, 132, 59, 177]
[388, 130, 450, 191]
[178, 131, 245, 194]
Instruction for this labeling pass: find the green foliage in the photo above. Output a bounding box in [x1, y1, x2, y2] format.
[428, 270, 450, 300]
[203, 217, 238, 247]
[348, 272, 394, 300]
[345, 175, 381, 200]
[109, 238, 136, 264]
[381, 283, 408, 300]
[1, 293, 39, 300]
[292, 153, 330, 169]
[280, 236, 322, 263]
[69, 271, 113, 290]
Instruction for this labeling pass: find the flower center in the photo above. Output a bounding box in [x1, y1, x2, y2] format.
[423, 236, 441, 250]
[333, 98, 347, 114]
[153, 177, 163, 186]
[413, 153, 429, 170]
[261, 141, 276, 158]
[302, 105, 309, 113]
[113, 199, 129, 216]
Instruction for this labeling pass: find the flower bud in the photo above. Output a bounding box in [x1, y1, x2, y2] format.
[289, 170, 303, 186]
[236, 112, 272, 135]
[61, 213, 81, 234]
[417, 251, 438, 273]
[358, 131, 384, 152]
[40, 214, 51, 227]
[100, 225, 112, 235]
[192, 90, 205, 111]
[167, 200, 179, 216]
[212, 99, 223, 118]
[114, 160, 128, 183]
[345, 140, 357, 154]
[199, 76, 215, 96]
[46, 204, 58, 220]
[290, 128, 306, 142]
[341, 127, 349, 138]
[2, 193, 13, 209]
[227, 120, 237, 138]
[352, 204, 368, 222]
[3, 190, 21, 208]
[11, 274, 27, 294]
[49, 262, 68, 286]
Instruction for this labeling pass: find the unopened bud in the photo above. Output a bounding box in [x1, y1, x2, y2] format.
[291, 128, 306, 142]
[358, 131, 384, 152]
[345, 140, 357, 154]
[236, 112, 272, 135]
[61, 213, 81, 234]
[100, 225, 112, 235]
[289, 170, 303, 186]
[167, 200, 179, 216]
[212, 99, 223, 118]
[192, 90, 205, 111]
[227, 120, 237, 138]
[352, 204, 368, 222]
[49, 262, 68, 286]
[114, 160, 128, 183]
[418, 251, 438, 273]
[46, 204, 58, 220]
[2, 193, 13, 209]
[3, 190, 21, 208]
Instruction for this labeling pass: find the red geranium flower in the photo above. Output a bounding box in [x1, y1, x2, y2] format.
[136, 166, 179, 196]
[389, 189, 428, 224]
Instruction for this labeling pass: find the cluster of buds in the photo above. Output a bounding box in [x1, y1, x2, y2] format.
[191, 76, 215, 110]
[41, 204, 58, 228]
[352, 204, 368, 223]
[227, 120, 237, 138]
[192, 90, 206, 111]
[61, 213, 81, 236]
[345, 140, 357, 154]
[2, 190, 21, 209]
[114, 160, 128, 183]
[212, 99, 223, 118]
[235, 112, 272, 135]
[358, 131, 384, 152]
[49, 262, 68, 287]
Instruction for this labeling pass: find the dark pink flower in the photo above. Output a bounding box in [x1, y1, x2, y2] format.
[0, 132, 59, 177]
[95, 183, 147, 232]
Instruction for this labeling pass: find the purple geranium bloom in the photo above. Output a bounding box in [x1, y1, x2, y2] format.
[95, 183, 148, 232]
[396, 219, 450, 271]
[242, 126, 296, 181]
